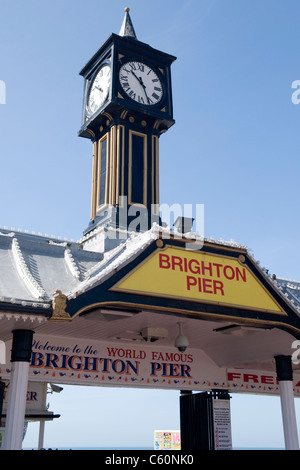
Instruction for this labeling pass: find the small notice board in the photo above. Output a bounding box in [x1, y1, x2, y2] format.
[212, 399, 232, 450]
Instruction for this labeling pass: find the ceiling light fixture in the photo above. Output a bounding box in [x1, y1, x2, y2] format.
[175, 322, 189, 352]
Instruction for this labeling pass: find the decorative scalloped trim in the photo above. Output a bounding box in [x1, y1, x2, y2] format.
[11, 237, 46, 300]
[64, 248, 81, 280]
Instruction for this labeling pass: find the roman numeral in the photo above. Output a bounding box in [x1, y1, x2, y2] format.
[128, 89, 136, 99]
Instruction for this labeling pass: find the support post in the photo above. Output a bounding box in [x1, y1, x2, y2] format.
[275, 355, 299, 450]
[38, 420, 45, 450]
[0, 380, 5, 427]
[180, 390, 214, 450]
[3, 329, 34, 450]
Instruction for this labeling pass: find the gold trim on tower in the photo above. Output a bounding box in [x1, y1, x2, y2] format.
[96, 132, 110, 211]
[90, 141, 98, 221]
[152, 135, 159, 211]
[116, 125, 125, 204]
[128, 130, 147, 206]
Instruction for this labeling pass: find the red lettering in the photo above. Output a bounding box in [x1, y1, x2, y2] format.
[228, 372, 280, 386]
[227, 372, 241, 381]
[261, 375, 274, 384]
[172, 256, 183, 271]
[224, 265, 235, 280]
[159, 254, 170, 269]
[201, 261, 213, 276]
[244, 374, 259, 383]
[213, 280, 224, 296]
[213, 263, 223, 277]
[236, 267, 247, 282]
[117, 349, 125, 357]
[107, 347, 118, 357]
[165, 353, 173, 362]
[189, 259, 201, 274]
[187, 276, 197, 290]
[203, 278, 213, 294]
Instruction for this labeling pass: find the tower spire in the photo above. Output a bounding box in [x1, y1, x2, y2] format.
[119, 7, 137, 39]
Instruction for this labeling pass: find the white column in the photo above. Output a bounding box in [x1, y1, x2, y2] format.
[38, 420, 45, 449]
[275, 355, 299, 450]
[278, 380, 299, 450]
[3, 329, 34, 451]
[3, 362, 29, 450]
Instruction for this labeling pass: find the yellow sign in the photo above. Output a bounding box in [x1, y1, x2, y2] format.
[113, 247, 283, 314]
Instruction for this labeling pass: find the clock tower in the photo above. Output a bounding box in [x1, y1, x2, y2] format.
[79, 8, 176, 238]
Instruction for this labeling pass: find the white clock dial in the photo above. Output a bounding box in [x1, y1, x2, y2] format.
[87, 65, 111, 115]
[119, 61, 163, 105]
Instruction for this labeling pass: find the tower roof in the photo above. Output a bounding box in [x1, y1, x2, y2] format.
[119, 7, 137, 39]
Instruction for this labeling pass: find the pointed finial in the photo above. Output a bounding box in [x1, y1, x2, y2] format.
[119, 7, 137, 39]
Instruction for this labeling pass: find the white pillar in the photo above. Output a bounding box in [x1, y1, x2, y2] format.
[278, 380, 299, 450]
[3, 362, 29, 450]
[38, 420, 45, 449]
[275, 355, 299, 450]
[3, 329, 34, 451]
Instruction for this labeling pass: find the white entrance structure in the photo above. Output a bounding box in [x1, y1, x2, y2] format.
[0, 9, 300, 450]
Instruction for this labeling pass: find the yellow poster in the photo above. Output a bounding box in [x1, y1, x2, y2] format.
[113, 247, 283, 314]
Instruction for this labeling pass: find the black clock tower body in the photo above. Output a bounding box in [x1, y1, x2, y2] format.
[79, 10, 176, 235]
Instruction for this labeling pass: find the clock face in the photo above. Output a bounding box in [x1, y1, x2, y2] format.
[119, 61, 163, 106]
[87, 65, 111, 115]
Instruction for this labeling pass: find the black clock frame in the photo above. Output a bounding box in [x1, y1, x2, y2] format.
[78, 33, 176, 140]
[85, 59, 112, 120]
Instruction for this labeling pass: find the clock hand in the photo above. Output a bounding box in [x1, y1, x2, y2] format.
[142, 86, 151, 104]
[130, 71, 152, 104]
[131, 70, 143, 85]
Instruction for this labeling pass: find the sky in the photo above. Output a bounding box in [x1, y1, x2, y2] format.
[1, 0, 300, 449]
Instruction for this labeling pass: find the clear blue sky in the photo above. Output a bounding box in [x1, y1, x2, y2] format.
[1, 0, 300, 449]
